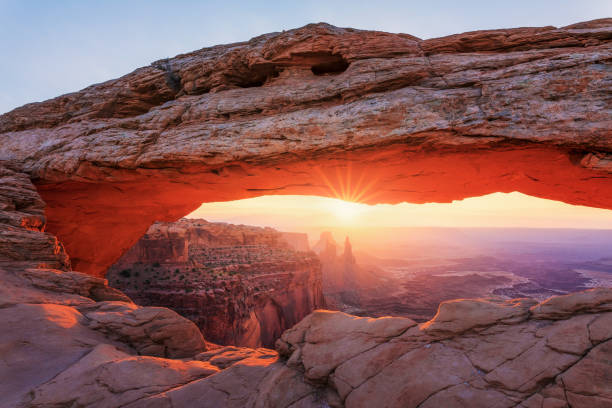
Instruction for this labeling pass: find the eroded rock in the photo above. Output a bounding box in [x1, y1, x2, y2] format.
[530, 287, 612, 319]
[273, 297, 612, 407]
[25, 344, 219, 408]
[107, 218, 324, 348]
[78, 301, 207, 358]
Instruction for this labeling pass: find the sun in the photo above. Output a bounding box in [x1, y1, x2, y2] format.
[328, 198, 367, 222]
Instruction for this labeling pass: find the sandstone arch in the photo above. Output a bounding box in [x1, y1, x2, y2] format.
[1, 19, 611, 277]
[2, 19, 612, 408]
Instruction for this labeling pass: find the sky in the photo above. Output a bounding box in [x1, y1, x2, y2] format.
[187, 193, 612, 231]
[3, 1, 612, 230]
[1, 0, 610, 113]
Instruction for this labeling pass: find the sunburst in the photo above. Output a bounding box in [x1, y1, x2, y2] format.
[315, 162, 381, 204]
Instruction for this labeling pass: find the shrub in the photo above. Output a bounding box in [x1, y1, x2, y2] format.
[153, 262, 160, 267]
[119, 269, 131, 278]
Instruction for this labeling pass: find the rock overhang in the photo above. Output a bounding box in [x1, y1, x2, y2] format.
[0, 19, 611, 276]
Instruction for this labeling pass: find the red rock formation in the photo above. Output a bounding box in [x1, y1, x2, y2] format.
[314, 232, 388, 302]
[1, 19, 612, 407]
[108, 219, 324, 347]
[276, 290, 612, 407]
[280, 232, 310, 252]
[0, 20, 611, 277]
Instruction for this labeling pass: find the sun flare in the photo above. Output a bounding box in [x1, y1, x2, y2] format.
[327, 198, 367, 222]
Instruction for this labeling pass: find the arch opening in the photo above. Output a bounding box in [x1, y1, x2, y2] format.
[103, 191, 612, 348]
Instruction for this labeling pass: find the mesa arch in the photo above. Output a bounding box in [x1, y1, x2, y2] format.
[1, 19, 611, 277]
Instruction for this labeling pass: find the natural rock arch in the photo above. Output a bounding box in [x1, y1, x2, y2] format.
[1, 19, 611, 277]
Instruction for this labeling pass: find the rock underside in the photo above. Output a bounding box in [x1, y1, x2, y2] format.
[0, 18, 611, 407]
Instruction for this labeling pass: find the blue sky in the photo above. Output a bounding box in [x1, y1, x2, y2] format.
[1, 0, 610, 114]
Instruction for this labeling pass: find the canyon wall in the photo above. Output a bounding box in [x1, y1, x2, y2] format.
[108, 219, 324, 347]
[1, 161, 611, 407]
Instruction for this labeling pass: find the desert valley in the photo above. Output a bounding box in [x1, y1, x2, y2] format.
[108, 218, 612, 349]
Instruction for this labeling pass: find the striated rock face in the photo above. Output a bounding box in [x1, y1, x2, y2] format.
[108, 218, 325, 347]
[1, 19, 611, 276]
[0, 165, 69, 272]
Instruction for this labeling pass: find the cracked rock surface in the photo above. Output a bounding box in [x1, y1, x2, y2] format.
[276, 293, 612, 408]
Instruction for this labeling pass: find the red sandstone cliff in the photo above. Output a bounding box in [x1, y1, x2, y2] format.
[108, 219, 324, 347]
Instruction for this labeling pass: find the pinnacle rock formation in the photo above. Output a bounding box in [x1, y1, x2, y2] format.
[0, 18, 611, 407]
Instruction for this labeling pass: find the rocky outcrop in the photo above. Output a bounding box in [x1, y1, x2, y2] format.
[5, 258, 611, 407]
[0, 20, 610, 276]
[0, 165, 69, 271]
[280, 232, 310, 252]
[108, 219, 324, 347]
[277, 290, 612, 407]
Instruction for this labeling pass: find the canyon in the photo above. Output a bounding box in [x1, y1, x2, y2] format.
[311, 228, 612, 321]
[0, 18, 611, 407]
[108, 219, 324, 347]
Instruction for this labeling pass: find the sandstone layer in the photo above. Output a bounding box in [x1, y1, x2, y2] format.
[1, 19, 611, 276]
[108, 219, 324, 347]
